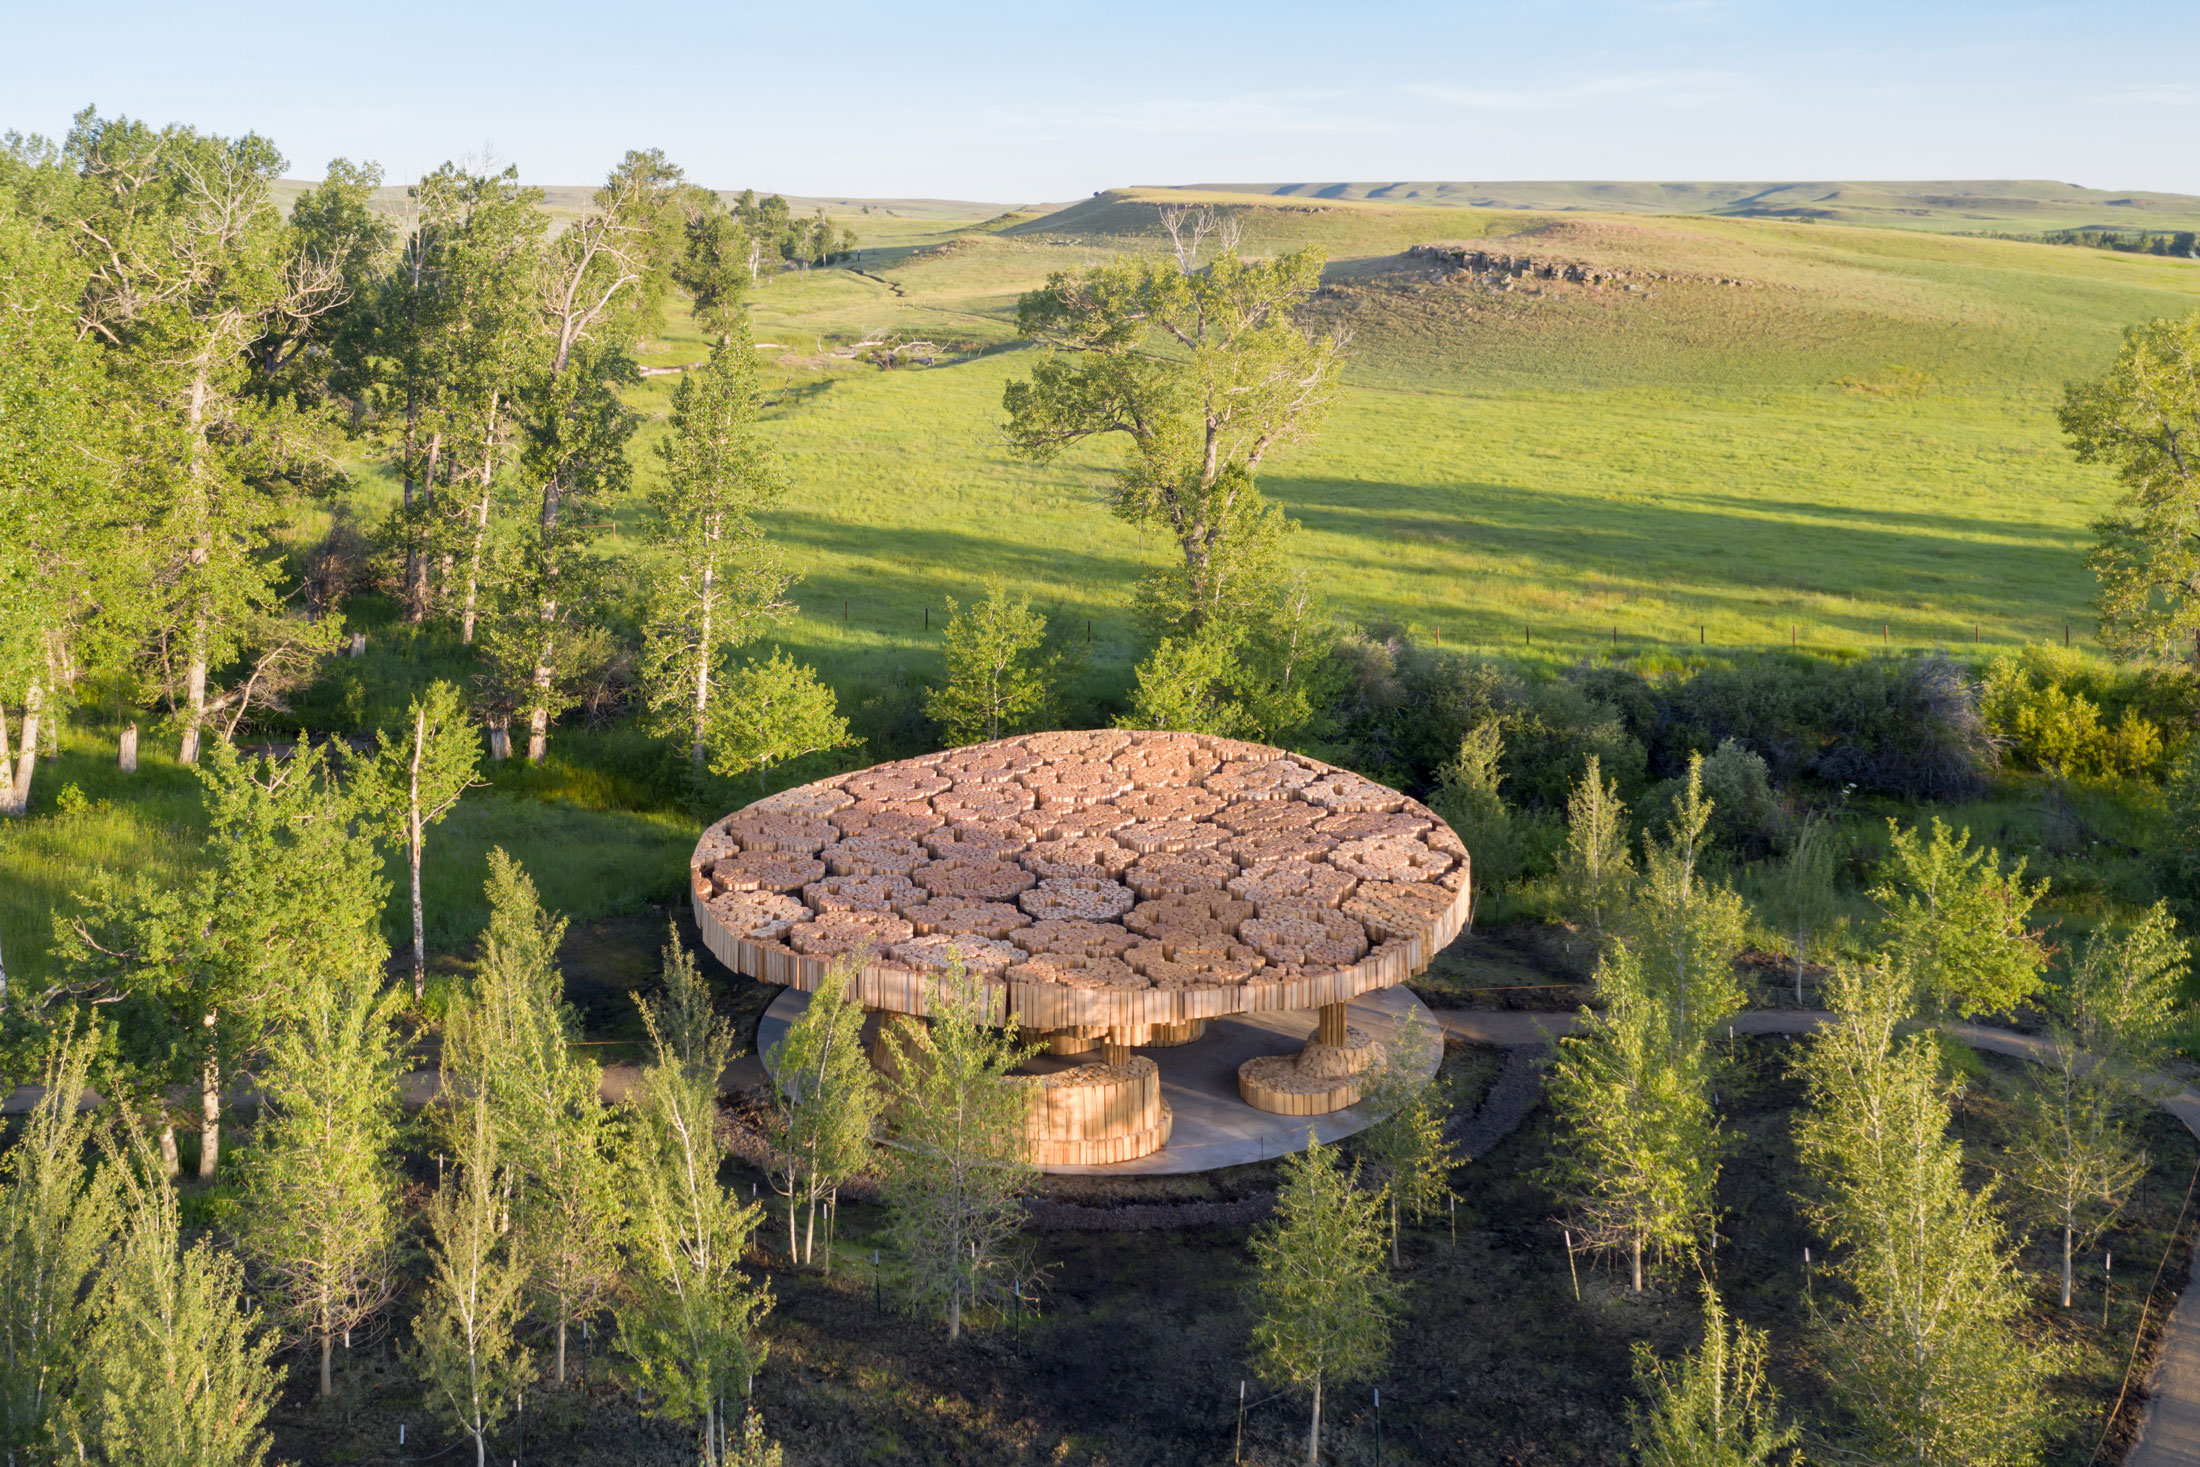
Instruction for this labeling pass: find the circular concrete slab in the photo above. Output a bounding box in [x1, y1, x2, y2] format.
[756, 985, 1441, 1176]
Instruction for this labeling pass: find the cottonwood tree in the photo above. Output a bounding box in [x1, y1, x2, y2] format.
[1246, 1134, 1401, 1466]
[1869, 817, 2047, 1018]
[356, 680, 481, 999]
[1626, 755, 1748, 1053]
[1627, 1285, 1800, 1467]
[879, 970, 1037, 1341]
[415, 1083, 534, 1467]
[764, 959, 882, 1268]
[508, 150, 687, 761]
[2063, 310, 2200, 656]
[1003, 221, 1343, 639]
[0, 195, 133, 818]
[644, 311, 793, 766]
[1545, 945, 1720, 1293]
[71, 1127, 278, 1467]
[238, 954, 404, 1397]
[619, 931, 772, 1466]
[1765, 814, 1840, 1005]
[445, 852, 622, 1385]
[927, 581, 1056, 746]
[1354, 1011, 1454, 1266]
[59, 110, 350, 764]
[62, 739, 388, 1180]
[1556, 753, 1635, 947]
[0, 1024, 118, 1463]
[1794, 959, 2046, 1466]
[706, 650, 854, 792]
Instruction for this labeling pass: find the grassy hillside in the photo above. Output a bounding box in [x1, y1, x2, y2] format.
[532, 188, 2200, 701]
[1179, 179, 2200, 235]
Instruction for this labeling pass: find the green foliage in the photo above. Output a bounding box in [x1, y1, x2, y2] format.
[1429, 722, 1521, 927]
[237, 950, 404, 1396]
[1246, 1135, 1401, 1465]
[1628, 1285, 1800, 1467]
[2063, 901, 2190, 1073]
[1696, 739, 1782, 855]
[1869, 817, 2047, 1018]
[2064, 310, 2200, 657]
[878, 971, 1037, 1341]
[643, 310, 794, 763]
[705, 649, 855, 791]
[2157, 739, 2200, 924]
[1980, 647, 2167, 780]
[1764, 815, 1841, 1003]
[70, 1128, 278, 1467]
[618, 930, 771, 1462]
[2008, 1025, 2146, 1308]
[1545, 945, 1721, 1292]
[765, 959, 883, 1268]
[926, 580, 1057, 745]
[1117, 633, 1247, 736]
[1794, 960, 2048, 1466]
[412, 1084, 534, 1464]
[1353, 1011, 1454, 1266]
[1625, 755, 1749, 1049]
[0, 1023, 119, 1460]
[1004, 236, 1342, 630]
[353, 679, 482, 995]
[1556, 753, 1635, 943]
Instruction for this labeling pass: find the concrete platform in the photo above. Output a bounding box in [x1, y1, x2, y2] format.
[756, 985, 1441, 1176]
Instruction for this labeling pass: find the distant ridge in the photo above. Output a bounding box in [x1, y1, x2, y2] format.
[1175, 180, 2200, 234]
[273, 181, 1015, 222]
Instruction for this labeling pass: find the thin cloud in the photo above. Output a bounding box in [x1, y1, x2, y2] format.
[1408, 70, 1745, 112]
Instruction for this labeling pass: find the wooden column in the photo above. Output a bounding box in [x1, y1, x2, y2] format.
[1317, 1002, 1348, 1047]
[1102, 1026, 1133, 1067]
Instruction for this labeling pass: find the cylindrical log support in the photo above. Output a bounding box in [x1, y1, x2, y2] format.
[1102, 1027, 1133, 1068]
[1317, 1001, 1348, 1048]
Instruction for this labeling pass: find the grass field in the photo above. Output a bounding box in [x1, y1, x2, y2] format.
[579, 187, 2200, 695]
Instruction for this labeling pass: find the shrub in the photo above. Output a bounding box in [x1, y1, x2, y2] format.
[1980, 647, 2174, 781]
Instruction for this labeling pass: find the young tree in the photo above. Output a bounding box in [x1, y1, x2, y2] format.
[706, 649, 854, 792]
[70, 1125, 278, 1467]
[61, 739, 388, 1179]
[1628, 1285, 1800, 1467]
[0, 1023, 119, 1464]
[619, 930, 772, 1466]
[1003, 224, 1343, 633]
[1626, 754, 1749, 1052]
[445, 852, 622, 1386]
[1794, 960, 2046, 1465]
[2061, 310, 2200, 656]
[645, 311, 793, 766]
[356, 680, 482, 999]
[238, 956, 404, 1397]
[926, 581, 1055, 746]
[1545, 945, 1720, 1293]
[1556, 753, 1635, 946]
[1354, 1011, 1454, 1266]
[1765, 814, 1840, 1005]
[414, 1085, 534, 1467]
[1429, 721, 1522, 932]
[878, 970, 1037, 1341]
[2067, 900, 2189, 1074]
[1246, 1135, 1402, 1466]
[1115, 633, 1246, 736]
[764, 959, 882, 1268]
[1869, 817, 2047, 1018]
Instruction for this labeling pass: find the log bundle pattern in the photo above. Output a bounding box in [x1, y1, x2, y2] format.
[691, 731, 1471, 1029]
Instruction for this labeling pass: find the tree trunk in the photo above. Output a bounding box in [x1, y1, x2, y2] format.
[460, 398, 500, 646]
[1307, 1374, 1322, 1466]
[0, 704, 13, 816]
[1632, 1236, 1643, 1294]
[692, 550, 715, 768]
[788, 1193, 799, 1265]
[487, 721, 511, 761]
[179, 631, 208, 766]
[407, 432, 441, 622]
[556, 1314, 567, 1385]
[948, 1285, 962, 1342]
[320, 1330, 333, 1397]
[118, 722, 138, 773]
[180, 363, 212, 767]
[9, 681, 39, 816]
[2063, 1223, 2074, 1309]
[198, 1014, 220, 1180]
[158, 1124, 181, 1181]
[410, 704, 427, 1000]
[806, 1193, 817, 1267]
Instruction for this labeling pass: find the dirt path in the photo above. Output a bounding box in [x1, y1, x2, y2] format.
[1432, 1007, 2200, 1465]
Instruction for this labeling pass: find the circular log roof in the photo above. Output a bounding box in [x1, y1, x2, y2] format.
[689, 731, 1470, 1029]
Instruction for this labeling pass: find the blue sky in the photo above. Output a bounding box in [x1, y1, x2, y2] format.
[4, 0, 2193, 199]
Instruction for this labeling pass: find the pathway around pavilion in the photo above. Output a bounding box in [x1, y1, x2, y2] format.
[1430, 1007, 2200, 1466]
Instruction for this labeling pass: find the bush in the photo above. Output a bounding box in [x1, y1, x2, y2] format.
[1980, 646, 2179, 781]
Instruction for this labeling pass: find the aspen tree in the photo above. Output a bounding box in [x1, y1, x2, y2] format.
[1556, 753, 1635, 946]
[1765, 814, 1840, 1004]
[1627, 1285, 1800, 1467]
[927, 581, 1055, 746]
[1625, 754, 1748, 1052]
[1869, 817, 2047, 1017]
[764, 958, 881, 1268]
[356, 680, 481, 1000]
[1354, 1010, 1455, 1266]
